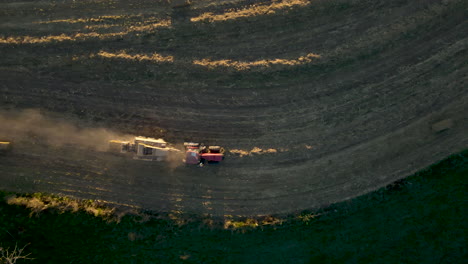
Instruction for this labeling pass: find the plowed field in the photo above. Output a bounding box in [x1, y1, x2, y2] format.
[0, 0, 467, 216]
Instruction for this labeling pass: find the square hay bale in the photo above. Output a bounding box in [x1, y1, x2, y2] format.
[431, 119, 454, 132]
[171, 0, 191, 8]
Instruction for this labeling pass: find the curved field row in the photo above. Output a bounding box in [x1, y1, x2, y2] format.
[0, 0, 467, 216]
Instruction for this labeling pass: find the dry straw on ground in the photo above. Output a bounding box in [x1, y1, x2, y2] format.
[0, 244, 33, 264]
[0, 20, 170, 44]
[191, 0, 310, 22]
[193, 53, 320, 70]
[0, 32, 125, 44]
[35, 15, 128, 24]
[97, 50, 174, 63]
[230, 147, 278, 157]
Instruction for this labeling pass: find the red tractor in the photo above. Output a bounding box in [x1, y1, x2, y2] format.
[183, 142, 225, 166]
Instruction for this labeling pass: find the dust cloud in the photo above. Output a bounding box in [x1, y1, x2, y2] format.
[166, 143, 187, 170]
[0, 109, 132, 151]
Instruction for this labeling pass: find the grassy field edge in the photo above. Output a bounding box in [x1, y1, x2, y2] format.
[1, 149, 467, 263]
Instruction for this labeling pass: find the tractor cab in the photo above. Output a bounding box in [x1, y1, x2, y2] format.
[183, 142, 225, 165]
[184, 142, 201, 165]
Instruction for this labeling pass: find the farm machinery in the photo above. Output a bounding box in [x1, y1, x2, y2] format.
[183, 142, 225, 166]
[109, 137, 180, 161]
[109, 137, 225, 166]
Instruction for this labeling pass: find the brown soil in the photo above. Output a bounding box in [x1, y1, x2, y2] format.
[0, 0, 467, 217]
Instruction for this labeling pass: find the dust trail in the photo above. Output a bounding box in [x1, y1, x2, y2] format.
[0, 109, 132, 151]
[166, 142, 186, 170]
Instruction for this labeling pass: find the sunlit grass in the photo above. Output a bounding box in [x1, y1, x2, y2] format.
[97, 50, 174, 63]
[193, 53, 320, 70]
[191, 0, 310, 22]
[6, 193, 114, 219]
[4, 191, 286, 231]
[223, 215, 285, 229]
[225, 218, 259, 229]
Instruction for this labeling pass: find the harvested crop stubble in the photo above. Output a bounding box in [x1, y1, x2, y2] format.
[191, 0, 310, 22]
[35, 16, 128, 24]
[97, 50, 174, 63]
[0, 20, 170, 44]
[34, 15, 161, 25]
[193, 53, 320, 70]
[0, 32, 125, 44]
[230, 147, 279, 157]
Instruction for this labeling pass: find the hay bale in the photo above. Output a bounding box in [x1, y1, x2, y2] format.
[431, 119, 454, 132]
[171, 0, 191, 8]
